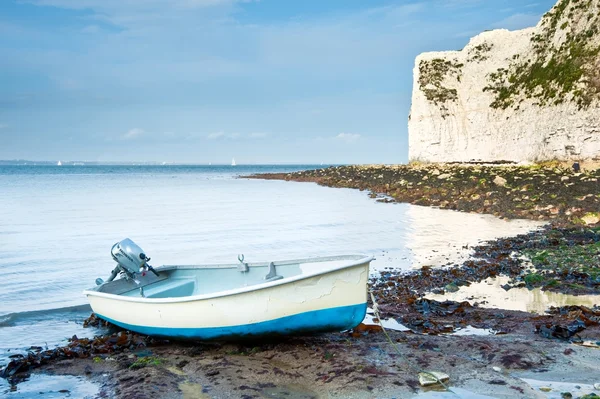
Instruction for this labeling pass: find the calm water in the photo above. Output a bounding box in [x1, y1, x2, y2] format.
[0, 164, 543, 390]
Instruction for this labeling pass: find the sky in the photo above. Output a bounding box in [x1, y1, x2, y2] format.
[0, 0, 556, 164]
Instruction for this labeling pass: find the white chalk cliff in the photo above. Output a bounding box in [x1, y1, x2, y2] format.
[409, 0, 600, 163]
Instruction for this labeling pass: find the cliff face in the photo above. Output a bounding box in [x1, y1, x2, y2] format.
[408, 0, 600, 163]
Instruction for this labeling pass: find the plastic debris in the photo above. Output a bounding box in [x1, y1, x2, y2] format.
[418, 371, 450, 387]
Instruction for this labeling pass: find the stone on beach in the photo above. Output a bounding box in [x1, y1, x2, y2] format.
[581, 213, 600, 226]
[493, 176, 507, 187]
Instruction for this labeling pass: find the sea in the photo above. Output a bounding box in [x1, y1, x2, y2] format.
[0, 164, 543, 397]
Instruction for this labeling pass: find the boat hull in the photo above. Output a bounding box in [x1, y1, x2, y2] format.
[86, 261, 369, 339]
[95, 303, 366, 339]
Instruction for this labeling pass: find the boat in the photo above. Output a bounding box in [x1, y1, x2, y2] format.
[57, 160, 62, 166]
[84, 239, 372, 340]
[231, 158, 236, 166]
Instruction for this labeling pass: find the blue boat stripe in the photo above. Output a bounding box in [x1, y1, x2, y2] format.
[96, 303, 367, 339]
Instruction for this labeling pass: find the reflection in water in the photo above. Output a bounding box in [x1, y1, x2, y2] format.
[1, 374, 98, 398]
[426, 276, 600, 314]
[403, 205, 545, 269]
[520, 378, 598, 399]
[179, 382, 211, 399]
[363, 311, 410, 331]
[413, 387, 496, 398]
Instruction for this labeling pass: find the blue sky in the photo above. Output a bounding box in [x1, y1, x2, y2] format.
[0, 0, 555, 164]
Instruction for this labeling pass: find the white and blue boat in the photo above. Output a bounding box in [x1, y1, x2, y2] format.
[84, 239, 372, 340]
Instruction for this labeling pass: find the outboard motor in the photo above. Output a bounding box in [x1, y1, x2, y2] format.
[96, 238, 159, 286]
[111, 238, 150, 275]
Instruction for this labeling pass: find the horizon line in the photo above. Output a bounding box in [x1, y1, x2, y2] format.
[0, 160, 345, 166]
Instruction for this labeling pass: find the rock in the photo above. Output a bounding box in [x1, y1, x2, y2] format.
[539, 387, 552, 392]
[177, 360, 189, 369]
[84, 365, 92, 374]
[561, 393, 573, 399]
[437, 173, 452, 180]
[595, 383, 600, 390]
[418, 371, 450, 387]
[581, 213, 600, 226]
[493, 176, 507, 187]
[492, 366, 502, 372]
[561, 176, 570, 182]
[444, 283, 460, 293]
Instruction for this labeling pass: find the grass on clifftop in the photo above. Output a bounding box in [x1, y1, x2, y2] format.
[483, 0, 600, 110]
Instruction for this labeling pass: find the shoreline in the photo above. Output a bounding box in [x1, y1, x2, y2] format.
[2, 163, 600, 398]
[247, 163, 600, 226]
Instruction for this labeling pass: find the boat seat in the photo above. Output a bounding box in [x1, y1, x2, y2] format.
[143, 279, 196, 298]
[98, 273, 167, 295]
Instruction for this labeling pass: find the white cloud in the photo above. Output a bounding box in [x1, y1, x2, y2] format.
[335, 133, 361, 143]
[492, 13, 541, 30]
[22, 0, 241, 10]
[454, 30, 480, 38]
[206, 131, 226, 139]
[442, 0, 483, 9]
[249, 132, 268, 139]
[206, 132, 241, 140]
[21, 0, 248, 32]
[122, 127, 144, 140]
[206, 132, 264, 140]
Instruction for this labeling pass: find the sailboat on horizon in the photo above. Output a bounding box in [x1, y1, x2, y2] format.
[57, 160, 62, 166]
[231, 158, 236, 166]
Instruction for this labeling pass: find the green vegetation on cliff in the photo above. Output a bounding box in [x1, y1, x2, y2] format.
[483, 0, 600, 110]
[467, 42, 493, 62]
[418, 58, 463, 116]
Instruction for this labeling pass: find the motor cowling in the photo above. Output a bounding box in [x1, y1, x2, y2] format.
[111, 238, 150, 275]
